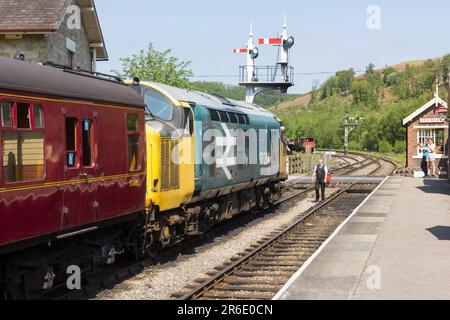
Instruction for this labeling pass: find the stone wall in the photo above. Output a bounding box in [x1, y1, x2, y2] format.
[0, 0, 92, 71]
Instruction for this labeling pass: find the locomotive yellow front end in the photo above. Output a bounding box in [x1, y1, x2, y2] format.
[126, 80, 196, 249]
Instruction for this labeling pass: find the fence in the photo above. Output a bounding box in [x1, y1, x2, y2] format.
[287, 154, 321, 175]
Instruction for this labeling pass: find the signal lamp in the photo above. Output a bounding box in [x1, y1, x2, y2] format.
[250, 47, 259, 59]
[283, 36, 295, 49]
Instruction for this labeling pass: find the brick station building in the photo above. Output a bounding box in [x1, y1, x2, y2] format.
[403, 89, 449, 177]
[0, 0, 108, 71]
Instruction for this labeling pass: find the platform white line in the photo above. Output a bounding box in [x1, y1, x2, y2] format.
[272, 176, 390, 300]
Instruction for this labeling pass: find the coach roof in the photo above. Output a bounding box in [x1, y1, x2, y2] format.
[0, 57, 145, 108]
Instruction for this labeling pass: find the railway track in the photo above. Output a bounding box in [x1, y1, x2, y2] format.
[50, 153, 390, 300]
[173, 156, 395, 301]
[174, 184, 374, 300]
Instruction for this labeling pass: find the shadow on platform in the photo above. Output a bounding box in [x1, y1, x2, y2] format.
[416, 179, 450, 196]
[427, 226, 450, 241]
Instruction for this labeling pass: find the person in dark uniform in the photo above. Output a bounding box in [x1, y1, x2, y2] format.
[312, 159, 328, 202]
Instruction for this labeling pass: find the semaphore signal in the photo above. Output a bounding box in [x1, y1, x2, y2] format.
[258, 38, 282, 45]
[232, 18, 295, 103]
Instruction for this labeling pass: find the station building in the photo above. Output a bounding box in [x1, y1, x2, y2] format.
[402, 90, 449, 177]
[0, 0, 107, 71]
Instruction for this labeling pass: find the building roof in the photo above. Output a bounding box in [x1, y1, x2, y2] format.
[0, 56, 145, 109]
[0, 0, 108, 60]
[402, 94, 448, 126]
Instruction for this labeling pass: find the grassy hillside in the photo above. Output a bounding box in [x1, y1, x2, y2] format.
[274, 55, 450, 152]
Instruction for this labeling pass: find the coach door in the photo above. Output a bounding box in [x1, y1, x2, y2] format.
[78, 111, 97, 226]
[63, 110, 81, 229]
[62, 109, 97, 229]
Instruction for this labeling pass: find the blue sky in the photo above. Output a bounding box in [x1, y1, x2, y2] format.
[95, 0, 450, 93]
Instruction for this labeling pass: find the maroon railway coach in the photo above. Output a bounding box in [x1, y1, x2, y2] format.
[0, 57, 146, 297]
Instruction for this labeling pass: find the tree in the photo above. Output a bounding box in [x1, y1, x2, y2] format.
[115, 43, 193, 88]
[351, 79, 378, 107]
[336, 69, 355, 95]
[379, 140, 393, 153]
[366, 63, 376, 74]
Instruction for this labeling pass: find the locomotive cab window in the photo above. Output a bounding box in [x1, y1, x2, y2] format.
[127, 114, 140, 172]
[144, 88, 174, 121]
[183, 107, 194, 136]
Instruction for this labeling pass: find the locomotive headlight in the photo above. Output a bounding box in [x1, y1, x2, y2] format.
[283, 36, 295, 49]
[250, 47, 259, 59]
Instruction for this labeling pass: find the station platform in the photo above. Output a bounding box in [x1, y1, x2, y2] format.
[275, 177, 450, 300]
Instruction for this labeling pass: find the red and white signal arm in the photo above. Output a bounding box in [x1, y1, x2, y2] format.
[233, 48, 248, 53]
[258, 38, 282, 45]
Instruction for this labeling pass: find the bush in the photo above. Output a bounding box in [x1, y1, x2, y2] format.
[349, 141, 362, 151]
[393, 140, 406, 154]
[379, 140, 393, 153]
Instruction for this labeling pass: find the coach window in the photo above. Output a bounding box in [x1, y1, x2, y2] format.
[16, 103, 31, 129]
[33, 105, 44, 128]
[81, 120, 93, 167]
[1, 102, 13, 127]
[127, 114, 140, 172]
[65, 118, 78, 168]
[2, 102, 45, 183]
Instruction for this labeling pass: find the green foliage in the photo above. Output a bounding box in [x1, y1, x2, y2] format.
[320, 68, 355, 99]
[393, 140, 406, 154]
[379, 140, 393, 153]
[351, 79, 377, 107]
[115, 43, 193, 88]
[275, 56, 450, 155]
[349, 141, 362, 151]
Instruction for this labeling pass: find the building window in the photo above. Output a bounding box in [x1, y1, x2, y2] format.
[436, 129, 446, 155]
[417, 128, 447, 156]
[127, 114, 140, 171]
[66, 118, 78, 168]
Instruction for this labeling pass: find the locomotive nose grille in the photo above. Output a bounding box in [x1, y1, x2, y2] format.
[161, 139, 180, 191]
